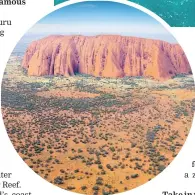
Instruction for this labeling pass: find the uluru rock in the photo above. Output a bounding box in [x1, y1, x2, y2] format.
[22, 35, 191, 80]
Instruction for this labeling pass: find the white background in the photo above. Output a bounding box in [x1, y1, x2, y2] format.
[0, 0, 195, 195]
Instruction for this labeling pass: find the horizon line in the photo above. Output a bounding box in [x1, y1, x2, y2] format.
[26, 33, 178, 44]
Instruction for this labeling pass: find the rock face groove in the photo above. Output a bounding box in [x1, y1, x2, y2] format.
[22, 35, 191, 80]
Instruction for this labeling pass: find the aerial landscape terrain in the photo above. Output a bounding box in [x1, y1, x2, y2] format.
[1, 35, 195, 194]
[1, 1, 195, 194]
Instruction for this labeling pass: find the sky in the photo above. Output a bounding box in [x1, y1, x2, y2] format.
[27, 1, 176, 43]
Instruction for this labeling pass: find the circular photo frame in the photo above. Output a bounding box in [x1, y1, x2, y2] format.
[1, 1, 195, 194]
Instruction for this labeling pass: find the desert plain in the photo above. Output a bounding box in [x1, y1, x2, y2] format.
[2, 53, 195, 194]
[1, 34, 195, 195]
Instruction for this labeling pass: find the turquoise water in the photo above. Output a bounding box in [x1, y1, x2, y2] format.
[54, 0, 67, 5]
[134, 0, 195, 27]
[54, 0, 195, 27]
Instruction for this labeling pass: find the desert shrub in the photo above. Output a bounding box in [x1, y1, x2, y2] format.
[60, 169, 65, 173]
[105, 184, 112, 189]
[93, 186, 100, 191]
[109, 147, 115, 152]
[131, 174, 139, 179]
[81, 186, 87, 191]
[54, 176, 64, 185]
[74, 169, 79, 173]
[102, 190, 109, 195]
[78, 149, 83, 153]
[67, 186, 76, 190]
[131, 143, 137, 148]
[96, 180, 103, 185]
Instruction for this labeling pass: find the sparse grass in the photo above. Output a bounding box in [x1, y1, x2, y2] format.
[2, 58, 195, 194]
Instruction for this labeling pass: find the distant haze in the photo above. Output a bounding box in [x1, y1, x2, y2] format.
[13, 1, 177, 55]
